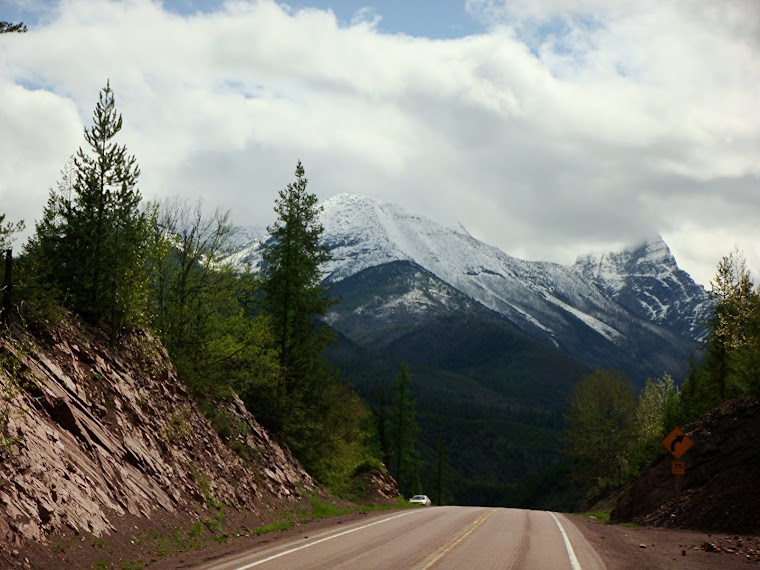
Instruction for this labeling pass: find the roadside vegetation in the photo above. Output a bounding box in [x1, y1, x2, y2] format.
[56, 493, 418, 570]
[564, 248, 760, 501]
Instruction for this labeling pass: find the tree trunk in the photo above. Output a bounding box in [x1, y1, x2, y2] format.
[2, 249, 12, 325]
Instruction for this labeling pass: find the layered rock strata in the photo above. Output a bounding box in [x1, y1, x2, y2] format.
[0, 320, 315, 549]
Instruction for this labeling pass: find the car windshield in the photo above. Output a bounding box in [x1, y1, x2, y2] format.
[411, 496, 425, 500]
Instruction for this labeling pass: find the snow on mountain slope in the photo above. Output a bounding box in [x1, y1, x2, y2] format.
[234, 194, 684, 352]
[318, 194, 667, 347]
[574, 238, 712, 342]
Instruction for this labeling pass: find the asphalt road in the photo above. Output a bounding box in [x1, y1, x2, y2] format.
[199, 506, 607, 569]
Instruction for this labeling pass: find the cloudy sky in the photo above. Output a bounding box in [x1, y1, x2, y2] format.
[1, 0, 758, 286]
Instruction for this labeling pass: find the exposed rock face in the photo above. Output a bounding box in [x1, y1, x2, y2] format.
[574, 237, 712, 343]
[353, 468, 399, 505]
[612, 398, 760, 533]
[0, 319, 316, 549]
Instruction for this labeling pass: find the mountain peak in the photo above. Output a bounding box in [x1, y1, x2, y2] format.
[574, 235, 677, 285]
[574, 236, 711, 341]
[230, 194, 710, 347]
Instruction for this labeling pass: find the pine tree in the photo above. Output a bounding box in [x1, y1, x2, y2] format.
[432, 440, 451, 506]
[257, 161, 357, 477]
[0, 215, 24, 251]
[30, 83, 149, 339]
[0, 215, 24, 323]
[375, 385, 391, 467]
[260, 160, 333, 417]
[389, 362, 420, 497]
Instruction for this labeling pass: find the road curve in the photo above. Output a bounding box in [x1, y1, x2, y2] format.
[200, 507, 606, 570]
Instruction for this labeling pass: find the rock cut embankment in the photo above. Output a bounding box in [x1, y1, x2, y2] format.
[0, 318, 316, 553]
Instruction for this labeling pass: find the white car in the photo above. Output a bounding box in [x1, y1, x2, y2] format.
[409, 494, 432, 506]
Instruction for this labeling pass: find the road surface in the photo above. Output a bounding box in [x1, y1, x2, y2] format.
[199, 506, 607, 569]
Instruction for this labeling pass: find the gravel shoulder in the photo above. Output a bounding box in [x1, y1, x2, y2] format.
[571, 514, 760, 569]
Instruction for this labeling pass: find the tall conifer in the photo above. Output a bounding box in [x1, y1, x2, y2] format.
[389, 362, 421, 497]
[260, 161, 333, 404]
[30, 83, 149, 338]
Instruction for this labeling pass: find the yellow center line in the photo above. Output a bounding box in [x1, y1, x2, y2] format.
[416, 508, 498, 569]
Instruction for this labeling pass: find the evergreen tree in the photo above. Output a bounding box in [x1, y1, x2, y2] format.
[29, 83, 150, 339]
[375, 385, 391, 467]
[0, 215, 24, 251]
[431, 440, 451, 506]
[256, 161, 377, 483]
[0, 215, 24, 324]
[259, 160, 334, 426]
[675, 248, 760, 423]
[389, 362, 421, 497]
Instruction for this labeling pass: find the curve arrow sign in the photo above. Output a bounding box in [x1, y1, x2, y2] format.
[670, 434, 684, 452]
[662, 428, 693, 459]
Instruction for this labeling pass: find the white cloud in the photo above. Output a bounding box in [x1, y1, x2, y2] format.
[1, 0, 758, 286]
[350, 6, 381, 30]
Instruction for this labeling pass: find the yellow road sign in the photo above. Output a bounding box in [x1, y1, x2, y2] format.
[672, 461, 685, 475]
[662, 427, 693, 459]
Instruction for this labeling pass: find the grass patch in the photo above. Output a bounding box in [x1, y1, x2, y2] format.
[579, 509, 639, 527]
[309, 493, 414, 520]
[579, 510, 611, 523]
[251, 521, 295, 535]
[188, 521, 204, 538]
[132, 514, 228, 562]
[127, 496, 416, 566]
[311, 496, 351, 518]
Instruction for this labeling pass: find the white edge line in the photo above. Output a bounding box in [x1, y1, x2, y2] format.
[548, 512, 582, 570]
[233, 510, 419, 569]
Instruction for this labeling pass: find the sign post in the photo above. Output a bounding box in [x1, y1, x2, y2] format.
[662, 428, 694, 501]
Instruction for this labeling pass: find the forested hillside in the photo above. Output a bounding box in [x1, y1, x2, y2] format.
[325, 261, 590, 506]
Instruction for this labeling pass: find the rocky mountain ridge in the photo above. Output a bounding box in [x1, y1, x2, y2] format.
[232, 193, 708, 383]
[575, 238, 712, 342]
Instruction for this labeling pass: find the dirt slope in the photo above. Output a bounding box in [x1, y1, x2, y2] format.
[612, 398, 760, 534]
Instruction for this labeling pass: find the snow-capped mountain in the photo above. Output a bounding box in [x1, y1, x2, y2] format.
[232, 193, 704, 381]
[574, 239, 712, 342]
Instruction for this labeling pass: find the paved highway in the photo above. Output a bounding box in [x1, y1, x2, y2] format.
[200, 506, 607, 569]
